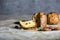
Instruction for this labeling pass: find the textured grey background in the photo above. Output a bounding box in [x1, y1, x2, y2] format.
[0, 0, 60, 20]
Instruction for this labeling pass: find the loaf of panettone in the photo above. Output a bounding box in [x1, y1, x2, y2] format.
[47, 12, 59, 25]
[32, 12, 47, 28]
[19, 20, 37, 30]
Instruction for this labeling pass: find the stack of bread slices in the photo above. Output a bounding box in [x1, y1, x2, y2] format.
[19, 12, 59, 31]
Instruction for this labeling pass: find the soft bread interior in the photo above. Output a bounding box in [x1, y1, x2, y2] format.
[19, 20, 37, 28]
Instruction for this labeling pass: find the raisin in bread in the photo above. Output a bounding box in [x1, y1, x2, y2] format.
[19, 20, 37, 30]
[32, 12, 47, 28]
[47, 12, 59, 25]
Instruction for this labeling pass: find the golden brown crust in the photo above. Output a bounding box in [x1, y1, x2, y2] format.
[40, 12, 47, 28]
[32, 12, 40, 27]
[47, 12, 59, 25]
[32, 12, 47, 28]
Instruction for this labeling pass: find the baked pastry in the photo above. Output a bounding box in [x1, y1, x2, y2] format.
[40, 12, 47, 28]
[19, 20, 37, 30]
[47, 12, 59, 25]
[32, 12, 47, 28]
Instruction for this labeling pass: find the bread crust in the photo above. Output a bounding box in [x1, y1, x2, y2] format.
[47, 12, 59, 25]
[32, 12, 47, 28]
[40, 12, 47, 28]
[32, 12, 40, 27]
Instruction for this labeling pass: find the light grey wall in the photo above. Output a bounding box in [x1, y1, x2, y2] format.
[0, 0, 60, 20]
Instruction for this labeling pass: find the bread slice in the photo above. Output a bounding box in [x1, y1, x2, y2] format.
[19, 20, 37, 30]
[32, 12, 47, 28]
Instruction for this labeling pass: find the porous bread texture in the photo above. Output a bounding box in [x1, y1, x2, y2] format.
[19, 20, 37, 30]
[47, 12, 59, 25]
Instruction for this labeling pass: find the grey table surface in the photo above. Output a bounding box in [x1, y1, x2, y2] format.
[0, 19, 60, 40]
